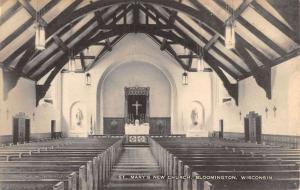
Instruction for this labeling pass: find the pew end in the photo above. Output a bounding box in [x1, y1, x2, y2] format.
[67, 172, 77, 190]
[53, 181, 64, 190]
[204, 181, 212, 190]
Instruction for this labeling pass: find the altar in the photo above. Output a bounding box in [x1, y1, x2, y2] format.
[125, 122, 150, 135]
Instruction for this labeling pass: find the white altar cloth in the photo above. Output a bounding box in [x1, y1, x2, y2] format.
[125, 123, 150, 135]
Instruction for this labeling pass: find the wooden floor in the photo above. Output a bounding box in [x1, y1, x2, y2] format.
[104, 146, 169, 190]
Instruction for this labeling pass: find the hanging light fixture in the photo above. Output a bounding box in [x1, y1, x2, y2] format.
[35, 1, 45, 50]
[225, 1, 236, 49]
[197, 47, 204, 72]
[182, 71, 188, 85]
[68, 50, 76, 72]
[85, 73, 91, 86]
[225, 20, 235, 49]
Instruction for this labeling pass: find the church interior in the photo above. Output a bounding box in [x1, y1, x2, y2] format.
[0, 0, 300, 189]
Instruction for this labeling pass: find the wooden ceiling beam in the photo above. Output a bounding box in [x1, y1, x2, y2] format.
[149, 34, 189, 70]
[26, 18, 97, 77]
[105, 39, 112, 51]
[251, 1, 298, 43]
[82, 6, 132, 71]
[18, 0, 47, 27]
[52, 35, 70, 54]
[34, 25, 100, 80]
[85, 35, 125, 71]
[0, 1, 21, 25]
[155, 27, 239, 104]
[163, 7, 248, 76]
[160, 39, 167, 51]
[1, 0, 59, 52]
[208, 53, 239, 105]
[74, 55, 95, 59]
[36, 5, 128, 77]
[201, 0, 254, 51]
[236, 43, 271, 99]
[240, 47, 300, 80]
[139, 5, 190, 70]
[145, 4, 239, 78]
[214, 0, 286, 56]
[189, 0, 272, 68]
[92, 42, 106, 46]
[2, 0, 81, 68]
[168, 10, 177, 25]
[133, 2, 140, 26]
[187, 50, 193, 69]
[178, 55, 199, 59]
[36, 23, 239, 104]
[79, 52, 86, 70]
[99, 24, 173, 30]
[35, 26, 101, 106]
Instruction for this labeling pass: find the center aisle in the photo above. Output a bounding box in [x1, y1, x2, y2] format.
[104, 145, 169, 190]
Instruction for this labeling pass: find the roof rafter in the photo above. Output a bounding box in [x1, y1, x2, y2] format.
[187, 50, 193, 69]
[79, 52, 86, 71]
[214, 0, 286, 56]
[236, 43, 271, 99]
[18, 0, 47, 27]
[1, 0, 59, 51]
[204, 0, 254, 51]
[2, 0, 82, 68]
[35, 4, 130, 78]
[144, 4, 239, 78]
[0, 1, 21, 26]
[149, 35, 189, 70]
[189, 0, 272, 68]
[36, 25, 103, 106]
[163, 7, 248, 76]
[85, 35, 125, 71]
[52, 35, 69, 54]
[26, 18, 97, 77]
[251, 1, 298, 43]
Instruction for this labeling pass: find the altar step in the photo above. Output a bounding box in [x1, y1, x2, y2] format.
[123, 143, 149, 147]
[104, 146, 168, 190]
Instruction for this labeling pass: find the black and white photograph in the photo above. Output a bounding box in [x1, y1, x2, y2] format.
[0, 0, 300, 189]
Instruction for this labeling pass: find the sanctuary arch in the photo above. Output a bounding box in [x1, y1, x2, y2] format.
[96, 60, 178, 135]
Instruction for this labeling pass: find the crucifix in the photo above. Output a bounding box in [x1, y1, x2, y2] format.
[265, 107, 269, 118]
[132, 101, 142, 116]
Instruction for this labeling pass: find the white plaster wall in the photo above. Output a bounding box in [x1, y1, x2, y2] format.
[0, 68, 59, 136]
[213, 55, 300, 136]
[61, 34, 213, 135]
[102, 62, 171, 117]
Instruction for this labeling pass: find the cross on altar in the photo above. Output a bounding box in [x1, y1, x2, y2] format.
[132, 101, 142, 115]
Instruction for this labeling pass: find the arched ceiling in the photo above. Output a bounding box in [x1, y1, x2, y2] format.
[0, 0, 299, 105]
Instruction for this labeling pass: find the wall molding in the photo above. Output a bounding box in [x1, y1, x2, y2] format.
[214, 131, 300, 148]
[0, 133, 52, 145]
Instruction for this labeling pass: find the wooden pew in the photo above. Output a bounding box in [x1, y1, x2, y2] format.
[0, 171, 77, 190]
[149, 137, 300, 190]
[0, 137, 124, 190]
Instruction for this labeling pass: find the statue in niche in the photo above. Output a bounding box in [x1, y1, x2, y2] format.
[190, 107, 204, 130]
[191, 108, 199, 126]
[75, 108, 83, 126]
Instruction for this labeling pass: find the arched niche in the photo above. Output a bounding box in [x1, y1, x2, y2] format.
[69, 101, 88, 137]
[189, 101, 205, 130]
